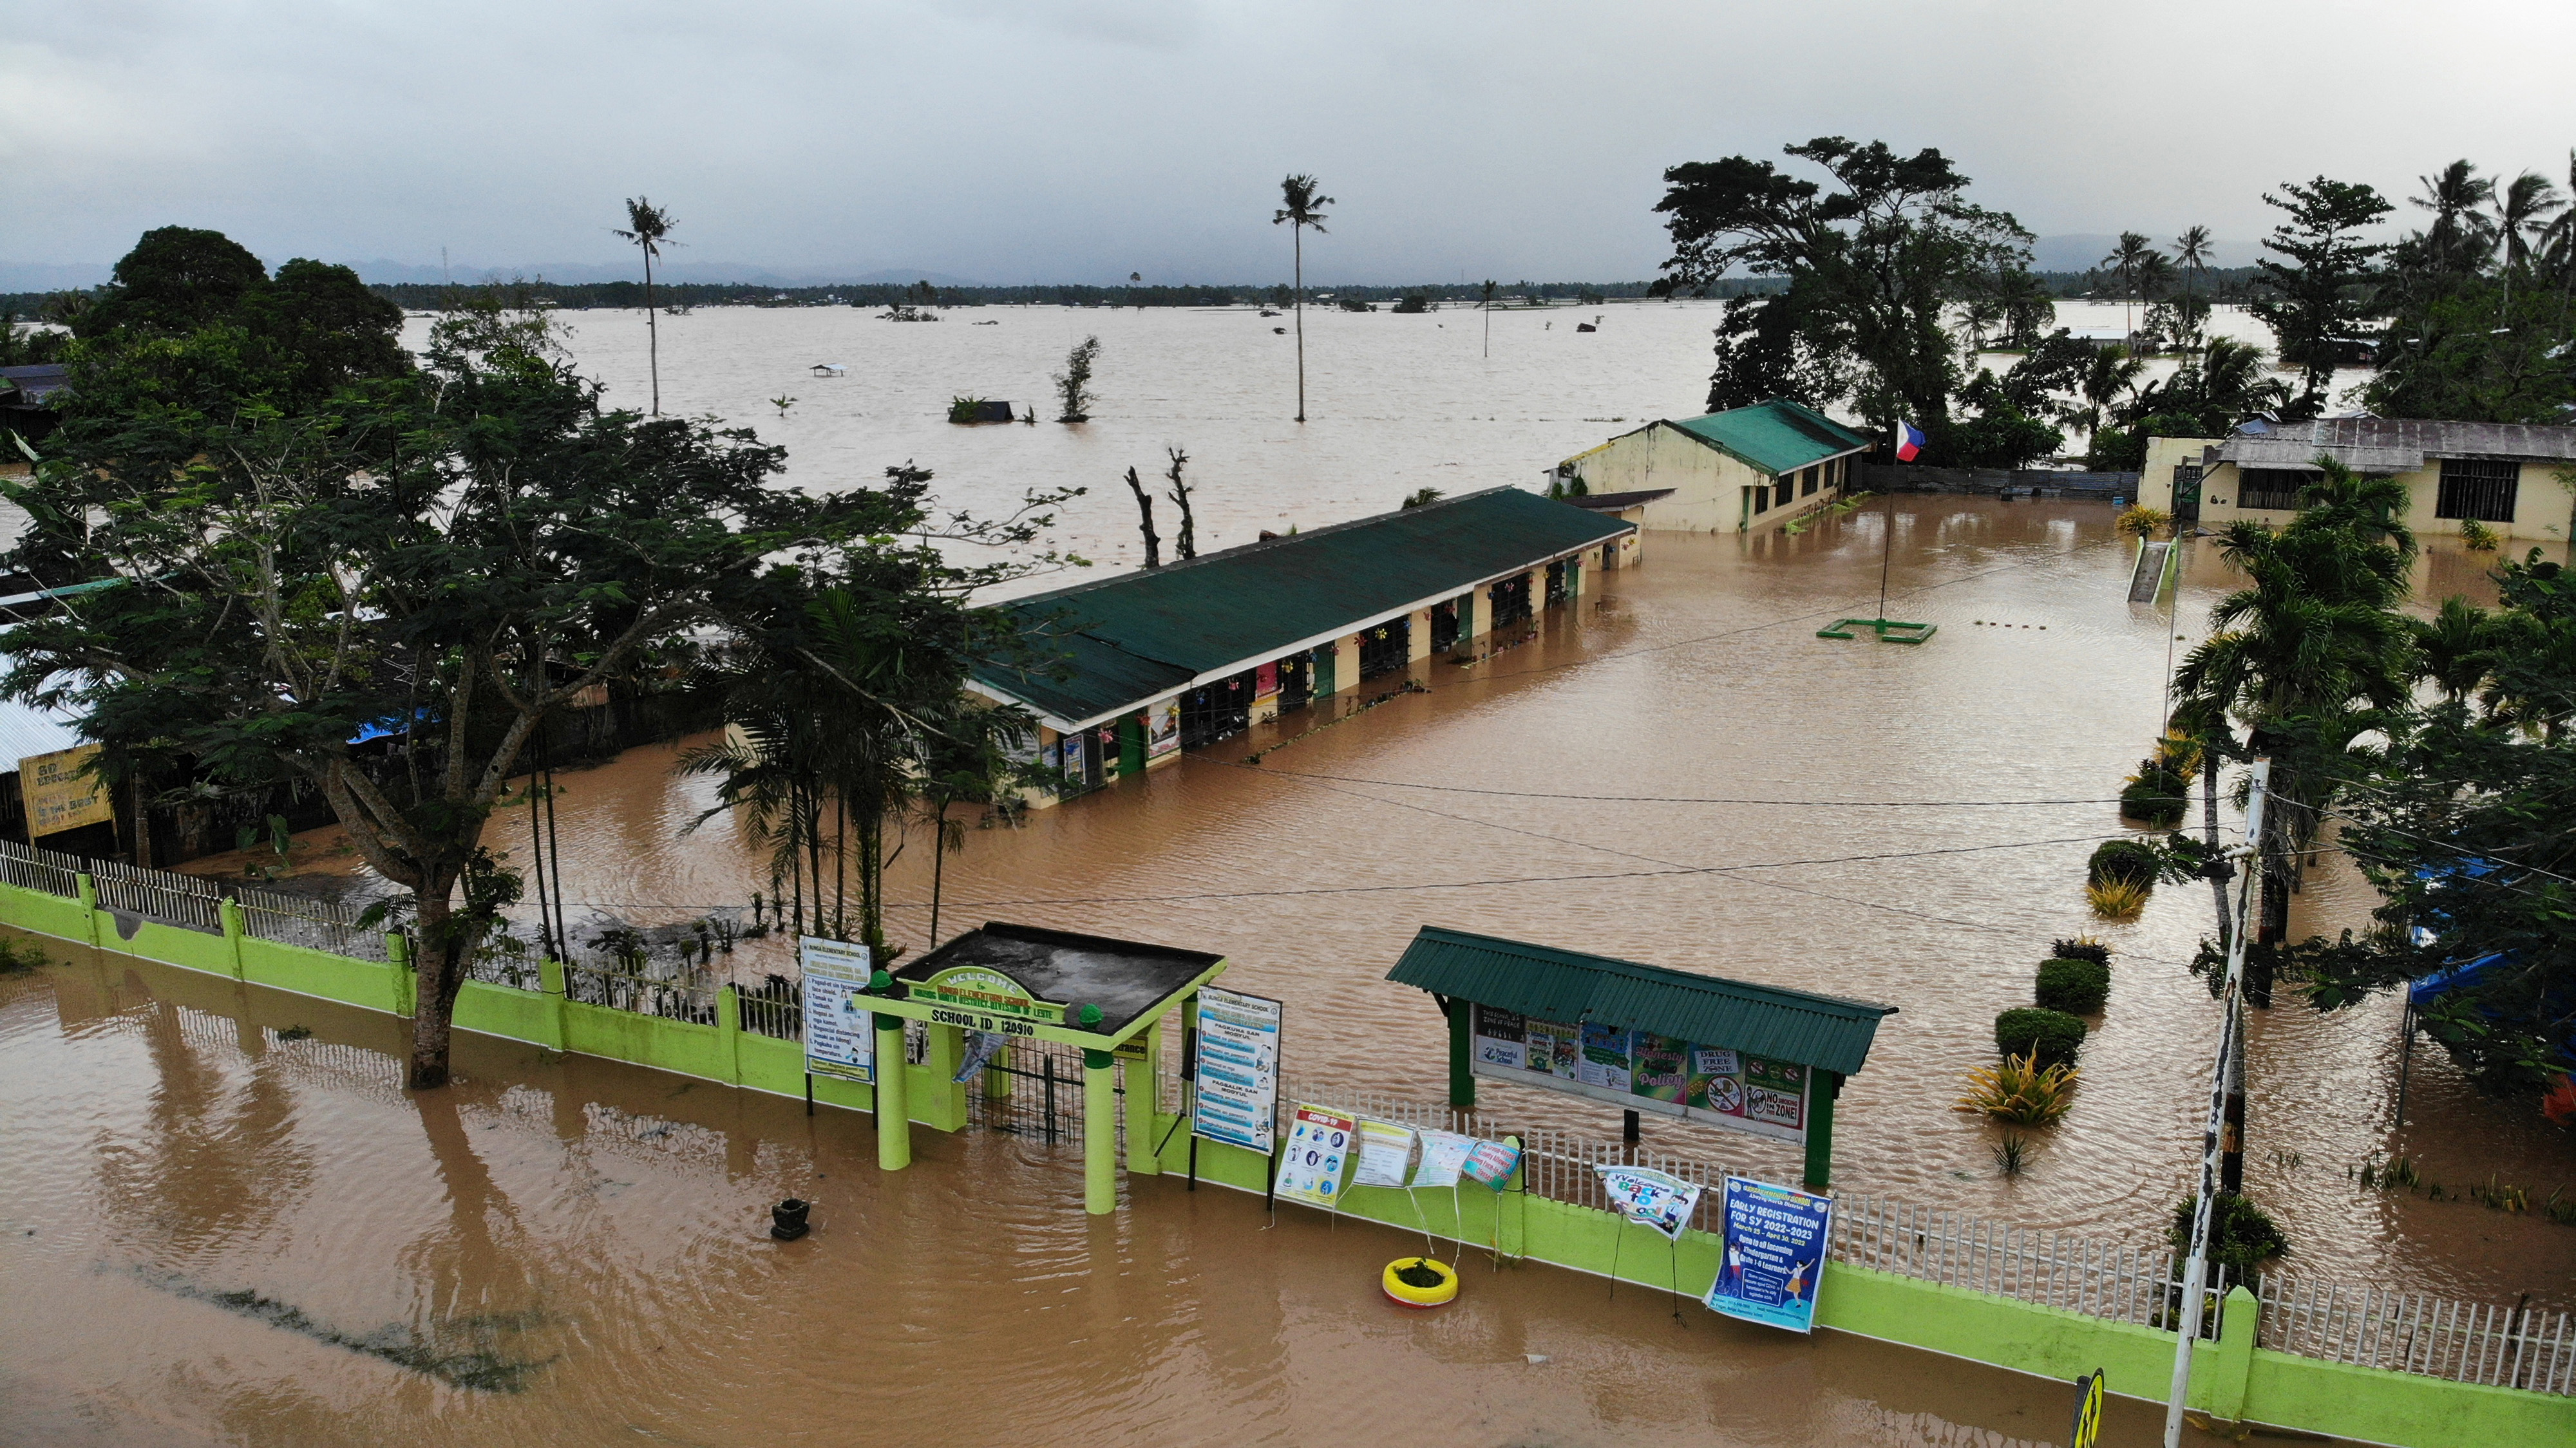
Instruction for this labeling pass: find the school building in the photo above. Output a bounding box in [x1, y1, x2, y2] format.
[969, 487, 1634, 804]
[1547, 399, 1874, 533]
[2140, 417, 2576, 541]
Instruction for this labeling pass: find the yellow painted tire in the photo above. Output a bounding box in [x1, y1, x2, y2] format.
[1382, 1257, 1459, 1308]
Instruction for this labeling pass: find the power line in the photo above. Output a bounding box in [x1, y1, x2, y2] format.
[1189, 757, 2121, 807]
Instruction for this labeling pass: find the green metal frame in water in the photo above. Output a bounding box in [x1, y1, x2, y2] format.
[1817, 617, 1938, 644]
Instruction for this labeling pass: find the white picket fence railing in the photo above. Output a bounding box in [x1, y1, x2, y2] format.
[235, 885, 393, 963]
[0, 837, 84, 897]
[2256, 1275, 2575, 1394]
[88, 857, 222, 932]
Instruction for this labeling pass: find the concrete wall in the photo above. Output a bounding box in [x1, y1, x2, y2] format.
[6, 873, 2566, 1448]
[2138, 435, 2224, 513]
[1862, 462, 2139, 500]
[2191, 457, 2576, 542]
[1569, 425, 1847, 532]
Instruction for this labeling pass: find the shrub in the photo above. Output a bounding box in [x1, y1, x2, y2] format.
[2116, 503, 2172, 540]
[2087, 878, 2150, 919]
[0, 937, 46, 974]
[2049, 936, 2112, 966]
[2458, 516, 2499, 552]
[2119, 771, 2188, 826]
[2036, 957, 2112, 1014]
[1994, 1007, 2087, 1069]
[947, 395, 987, 424]
[1956, 1051, 2081, 1124]
[2168, 1192, 2291, 1276]
[2088, 839, 2161, 888]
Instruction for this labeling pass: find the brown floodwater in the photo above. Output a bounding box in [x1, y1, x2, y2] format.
[3, 952, 2293, 1448]
[189, 498, 2575, 1313]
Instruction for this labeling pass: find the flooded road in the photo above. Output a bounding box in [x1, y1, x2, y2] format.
[4, 954, 2287, 1448]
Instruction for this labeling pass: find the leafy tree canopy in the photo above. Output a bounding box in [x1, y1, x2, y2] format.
[2245, 176, 2393, 415]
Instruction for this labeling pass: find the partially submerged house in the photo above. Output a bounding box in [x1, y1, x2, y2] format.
[969, 487, 1633, 805]
[2141, 418, 2576, 540]
[1547, 399, 1873, 533]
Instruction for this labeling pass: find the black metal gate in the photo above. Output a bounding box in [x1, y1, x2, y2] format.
[1356, 616, 1408, 680]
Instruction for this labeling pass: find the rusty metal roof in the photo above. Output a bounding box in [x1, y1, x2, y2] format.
[2217, 417, 2576, 472]
[1385, 925, 1896, 1076]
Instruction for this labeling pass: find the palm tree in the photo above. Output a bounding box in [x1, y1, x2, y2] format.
[1273, 174, 1333, 422]
[2099, 232, 2158, 335]
[2171, 226, 2215, 349]
[2172, 457, 2418, 999]
[2411, 160, 2496, 277]
[1481, 278, 1498, 359]
[2494, 171, 2567, 308]
[612, 198, 677, 415]
[2411, 596, 2496, 702]
[2067, 344, 2146, 438]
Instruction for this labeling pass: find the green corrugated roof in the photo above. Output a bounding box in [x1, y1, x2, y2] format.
[1667, 399, 1873, 477]
[1386, 926, 1896, 1076]
[973, 487, 1629, 724]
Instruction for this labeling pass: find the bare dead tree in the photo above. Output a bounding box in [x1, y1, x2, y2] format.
[1164, 447, 1198, 560]
[1122, 465, 1162, 568]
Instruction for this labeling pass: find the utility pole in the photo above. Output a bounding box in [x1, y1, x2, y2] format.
[2165, 758, 2269, 1448]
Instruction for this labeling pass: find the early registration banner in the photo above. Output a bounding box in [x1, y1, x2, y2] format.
[21, 744, 109, 838]
[1190, 985, 1281, 1153]
[1706, 1176, 1835, 1333]
[800, 937, 876, 1084]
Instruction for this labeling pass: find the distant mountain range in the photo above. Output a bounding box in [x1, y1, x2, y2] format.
[5, 236, 2269, 296]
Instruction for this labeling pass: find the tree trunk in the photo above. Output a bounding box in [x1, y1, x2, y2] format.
[645, 250, 660, 417]
[408, 880, 462, 1089]
[1293, 229, 1306, 423]
[928, 802, 947, 949]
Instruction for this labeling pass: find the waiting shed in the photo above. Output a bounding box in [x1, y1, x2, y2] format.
[1386, 926, 1896, 1189]
[861, 922, 1228, 1213]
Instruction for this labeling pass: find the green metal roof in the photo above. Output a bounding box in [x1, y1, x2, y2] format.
[1386, 926, 1896, 1076]
[1667, 399, 1873, 477]
[973, 487, 1630, 724]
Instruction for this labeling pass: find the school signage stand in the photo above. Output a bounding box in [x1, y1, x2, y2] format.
[1385, 926, 1896, 1190]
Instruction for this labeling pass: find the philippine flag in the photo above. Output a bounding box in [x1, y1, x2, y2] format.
[1893, 420, 1926, 463]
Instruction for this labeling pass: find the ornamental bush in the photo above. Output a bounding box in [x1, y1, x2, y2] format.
[2049, 936, 2112, 966]
[2168, 1192, 2291, 1275]
[2036, 957, 2112, 1015]
[1994, 1007, 2088, 1070]
[2087, 838, 2162, 889]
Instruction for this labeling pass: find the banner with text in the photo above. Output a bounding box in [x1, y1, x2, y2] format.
[800, 937, 876, 1085]
[1470, 1002, 1809, 1145]
[1191, 986, 1282, 1153]
[1705, 1176, 1834, 1333]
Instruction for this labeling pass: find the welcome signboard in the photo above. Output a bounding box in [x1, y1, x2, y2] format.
[1470, 1003, 1810, 1144]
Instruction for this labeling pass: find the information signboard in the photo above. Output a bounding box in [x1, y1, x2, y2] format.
[1274, 1104, 1356, 1208]
[1352, 1118, 1416, 1188]
[1595, 1165, 1702, 1239]
[1705, 1176, 1835, 1333]
[1190, 985, 1281, 1153]
[1470, 1002, 1809, 1145]
[800, 937, 876, 1084]
[1146, 698, 1180, 758]
[21, 744, 109, 838]
[908, 964, 1064, 1033]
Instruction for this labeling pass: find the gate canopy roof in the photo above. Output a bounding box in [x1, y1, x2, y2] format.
[897, 922, 1226, 1035]
[1387, 925, 1896, 1076]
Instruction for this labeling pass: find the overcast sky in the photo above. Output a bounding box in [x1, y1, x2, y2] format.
[7, 0, 2573, 287]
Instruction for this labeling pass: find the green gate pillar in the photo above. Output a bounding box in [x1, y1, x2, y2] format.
[219, 897, 247, 980]
[1445, 996, 1475, 1109]
[1802, 1069, 1841, 1192]
[1124, 1017, 1162, 1177]
[875, 1013, 912, 1171]
[1083, 1048, 1117, 1214]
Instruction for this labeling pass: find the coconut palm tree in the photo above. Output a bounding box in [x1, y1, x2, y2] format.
[2411, 160, 2496, 277]
[2099, 232, 2159, 335]
[2172, 458, 2418, 1000]
[1273, 174, 1333, 422]
[2067, 344, 2146, 438]
[2494, 170, 2567, 308]
[612, 197, 677, 415]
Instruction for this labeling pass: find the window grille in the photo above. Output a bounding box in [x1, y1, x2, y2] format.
[2237, 468, 2309, 511]
[2435, 458, 2519, 522]
[1801, 465, 1819, 496]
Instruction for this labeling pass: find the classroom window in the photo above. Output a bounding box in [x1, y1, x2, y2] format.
[2236, 469, 2309, 511]
[2435, 458, 2519, 522]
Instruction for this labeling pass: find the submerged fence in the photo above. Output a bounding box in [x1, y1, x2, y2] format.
[8, 845, 2572, 1409]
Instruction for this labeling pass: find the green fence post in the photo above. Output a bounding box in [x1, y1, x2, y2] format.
[875, 1014, 911, 1171]
[718, 983, 743, 1086]
[388, 932, 415, 1017]
[1446, 997, 1475, 1109]
[1084, 1048, 1117, 1214]
[1124, 1017, 1162, 1178]
[219, 897, 247, 981]
[1803, 1070, 1840, 1192]
[1497, 1134, 1526, 1259]
[539, 955, 567, 1051]
[2205, 1284, 2259, 1422]
[76, 872, 100, 948]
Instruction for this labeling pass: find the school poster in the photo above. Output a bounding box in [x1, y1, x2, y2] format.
[1705, 1176, 1835, 1333]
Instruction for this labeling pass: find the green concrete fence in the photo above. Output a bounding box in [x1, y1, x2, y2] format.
[3, 866, 2567, 1448]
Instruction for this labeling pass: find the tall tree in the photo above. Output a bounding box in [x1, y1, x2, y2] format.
[5, 280, 876, 1088]
[1481, 278, 1498, 358]
[2248, 176, 2394, 415]
[612, 197, 677, 415]
[2172, 458, 2417, 1002]
[1652, 137, 2031, 454]
[1163, 446, 1198, 561]
[2494, 169, 2566, 308]
[1120, 465, 1162, 568]
[1273, 174, 1333, 422]
[2410, 160, 2496, 278]
[2099, 231, 2159, 334]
